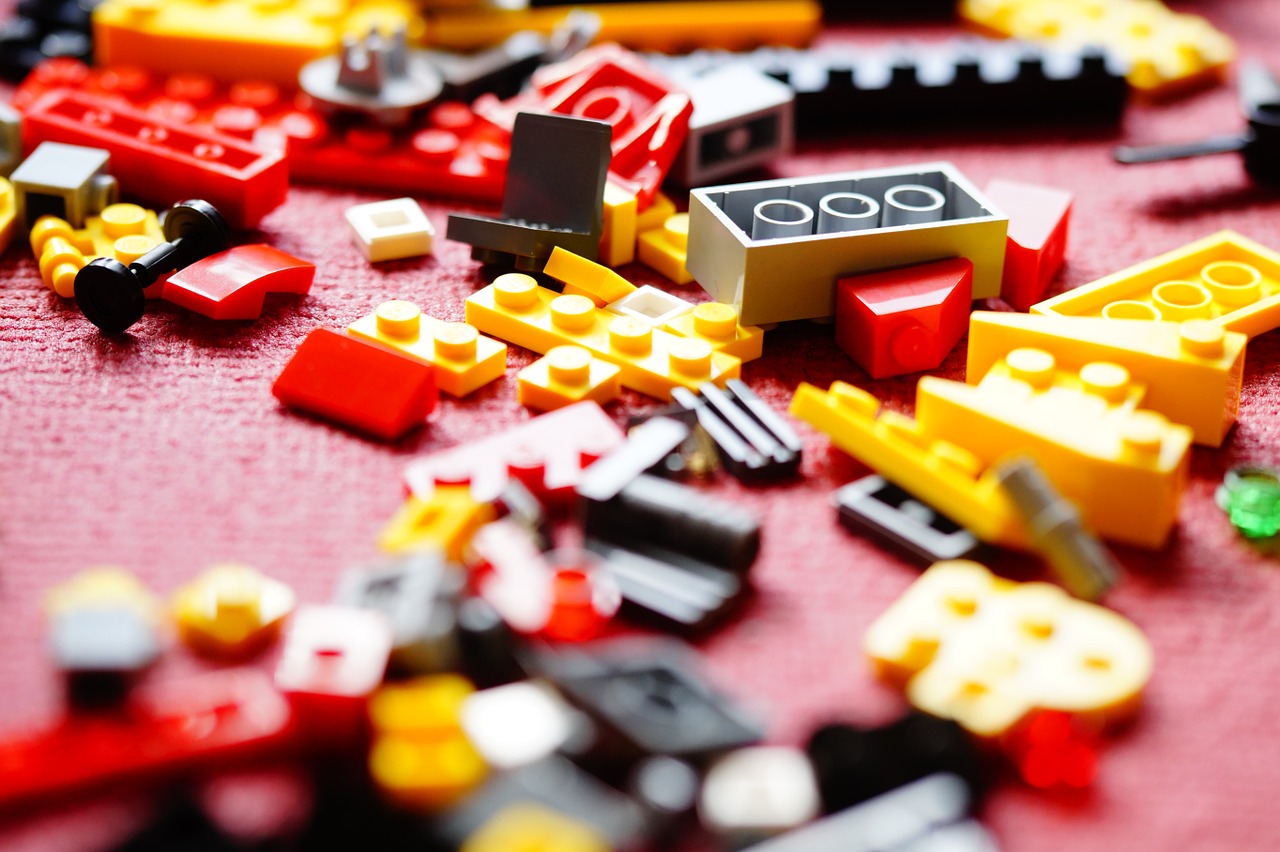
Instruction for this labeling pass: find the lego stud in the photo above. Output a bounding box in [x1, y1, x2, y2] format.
[609, 316, 653, 355]
[546, 345, 593, 386]
[817, 192, 880, 233]
[1151, 280, 1213, 321]
[670, 339, 714, 377]
[1101, 300, 1161, 321]
[751, 199, 814, 240]
[74, 199, 231, 333]
[542, 548, 621, 641]
[113, 234, 159, 266]
[664, 213, 690, 250]
[1120, 411, 1170, 454]
[692, 303, 739, 340]
[1005, 348, 1056, 389]
[1179, 320, 1226, 359]
[881, 184, 946, 226]
[551, 295, 596, 331]
[100, 203, 148, 238]
[435, 323, 480, 361]
[1200, 261, 1262, 305]
[376, 300, 424, 339]
[1079, 362, 1131, 403]
[493, 273, 539, 309]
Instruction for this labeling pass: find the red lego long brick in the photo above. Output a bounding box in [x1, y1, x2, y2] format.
[985, 179, 1073, 312]
[20, 89, 288, 229]
[402, 400, 625, 505]
[272, 328, 438, 441]
[835, 258, 973, 379]
[163, 244, 315, 320]
[0, 669, 296, 811]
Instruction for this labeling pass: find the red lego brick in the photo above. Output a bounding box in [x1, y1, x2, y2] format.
[20, 89, 288, 229]
[985, 179, 1073, 312]
[474, 45, 691, 211]
[272, 328, 437, 441]
[163, 244, 314, 319]
[834, 258, 973, 379]
[0, 668, 297, 811]
[402, 400, 625, 506]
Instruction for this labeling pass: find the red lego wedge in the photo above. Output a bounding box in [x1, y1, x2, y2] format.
[163, 244, 315, 320]
[985, 179, 1073, 312]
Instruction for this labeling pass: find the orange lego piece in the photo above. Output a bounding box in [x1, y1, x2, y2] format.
[171, 563, 296, 659]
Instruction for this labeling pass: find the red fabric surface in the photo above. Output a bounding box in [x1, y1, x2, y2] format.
[3, 2, 1280, 849]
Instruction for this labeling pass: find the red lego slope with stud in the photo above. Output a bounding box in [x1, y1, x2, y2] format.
[2, 2, 1280, 850]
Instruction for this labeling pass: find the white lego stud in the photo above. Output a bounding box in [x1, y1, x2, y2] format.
[345, 197, 435, 262]
[605, 285, 694, 327]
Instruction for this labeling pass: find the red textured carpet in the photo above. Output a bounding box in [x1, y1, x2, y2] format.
[2, 2, 1280, 850]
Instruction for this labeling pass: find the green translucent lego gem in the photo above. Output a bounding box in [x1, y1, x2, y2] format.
[1217, 467, 1280, 539]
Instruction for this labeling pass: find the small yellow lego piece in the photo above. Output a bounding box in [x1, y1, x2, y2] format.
[599, 182, 638, 268]
[379, 484, 497, 562]
[348, 300, 507, 397]
[864, 560, 1153, 737]
[171, 563, 296, 659]
[45, 567, 160, 620]
[637, 213, 694, 285]
[1031, 230, 1280, 339]
[916, 348, 1192, 549]
[461, 803, 612, 852]
[635, 192, 677, 235]
[544, 247, 636, 308]
[368, 675, 488, 810]
[967, 311, 1246, 447]
[466, 273, 741, 401]
[662, 302, 764, 363]
[29, 204, 163, 298]
[518, 346, 622, 412]
[0, 178, 14, 256]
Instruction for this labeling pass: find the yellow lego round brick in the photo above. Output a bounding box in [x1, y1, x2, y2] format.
[1119, 410, 1171, 455]
[551, 295, 595, 332]
[545, 345, 593, 386]
[1179, 320, 1225, 358]
[369, 674, 475, 736]
[691, 302, 738, 340]
[435, 322, 479, 361]
[99, 203, 149, 238]
[113, 234, 160, 266]
[1005, 347, 1056, 388]
[460, 803, 611, 852]
[663, 213, 689, 250]
[369, 731, 488, 809]
[1078, 361, 1131, 403]
[669, 338, 713, 378]
[608, 316, 653, 355]
[171, 563, 295, 658]
[494, 273, 540, 308]
[376, 300, 424, 339]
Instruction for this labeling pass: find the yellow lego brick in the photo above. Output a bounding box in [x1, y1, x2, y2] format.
[917, 347, 1193, 549]
[518, 345, 621, 412]
[662, 302, 764, 363]
[423, 1, 820, 52]
[29, 204, 163, 298]
[1031, 230, 1280, 339]
[599, 182, 638, 268]
[789, 382, 1025, 547]
[45, 567, 160, 620]
[461, 803, 612, 852]
[967, 311, 1246, 448]
[369, 674, 475, 737]
[93, 0, 426, 85]
[348, 300, 507, 398]
[171, 563, 296, 659]
[544, 247, 636, 308]
[379, 484, 497, 563]
[0, 178, 13, 256]
[635, 192, 676, 235]
[637, 213, 694, 285]
[466, 273, 741, 401]
[958, 0, 1233, 98]
[864, 559, 1153, 737]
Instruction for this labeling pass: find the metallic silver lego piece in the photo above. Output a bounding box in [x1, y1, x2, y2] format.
[299, 26, 444, 127]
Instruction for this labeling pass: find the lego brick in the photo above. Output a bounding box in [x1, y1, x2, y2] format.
[637, 213, 694, 285]
[0, 102, 20, 176]
[672, 380, 801, 480]
[576, 415, 693, 504]
[636, 190, 677, 234]
[272, 328, 438, 442]
[984, 178, 1072, 311]
[348, 300, 507, 398]
[916, 349, 1193, 549]
[379, 484, 497, 563]
[584, 536, 744, 630]
[345, 197, 435, 262]
[460, 681, 577, 771]
[1031, 230, 1280, 338]
[518, 345, 623, 411]
[698, 747, 820, 847]
[423, 1, 821, 53]
[1216, 467, 1280, 540]
[959, 0, 1234, 98]
[662, 304, 764, 361]
[544, 246, 636, 307]
[687, 162, 1006, 326]
[161, 244, 315, 320]
[402, 401, 625, 505]
[10, 141, 117, 230]
[22, 90, 288, 229]
[605, 284, 694, 329]
[30, 203, 164, 299]
[966, 310, 1246, 447]
[92, 0, 426, 86]
[835, 257, 973, 379]
[0, 668, 297, 809]
[461, 803, 611, 852]
[467, 273, 742, 400]
[833, 475, 983, 564]
[425, 31, 551, 105]
[171, 563, 296, 659]
[789, 382, 1025, 548]
[0, 178, 14, 257]
[447, 112, 611, 270]
[599, 181, 639, 267]
[864, 559, 1153, 737]
[298, 30, 445, 128]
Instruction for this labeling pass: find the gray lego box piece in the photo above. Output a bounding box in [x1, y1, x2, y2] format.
[0, 102, 20, 178]
[10, 141, 118, 229]
[686, 162, 1007, 326]
[674, 63, 795, 187]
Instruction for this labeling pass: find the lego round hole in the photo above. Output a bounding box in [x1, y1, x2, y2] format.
[573, 86, 633, 127]
[1152, 280, 1213, 321]
[750, 199, 815, 240]
[1200, 261, 1262, 306]
[881, 184, 946, 226]
[1101, 300, 1160, 320]
[816, 192, 880, 233]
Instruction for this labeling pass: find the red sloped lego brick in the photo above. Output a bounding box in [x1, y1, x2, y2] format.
[835, 257, 974, 379]
[272, 329, 437, 441]
[985, 179, 1073, 312]
[163, 244, 315, 320]
[20, 89, 288, 230]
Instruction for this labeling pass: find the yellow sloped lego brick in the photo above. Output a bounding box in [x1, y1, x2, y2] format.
[661, 302, 764, 363]
[864, 559, 1153, 738]
[967, 311, 1246, 447]
[517, 346, 621, 412]
[379, 485, 496, 563]
[171, 563, 296, 659]
[544, 247, 636, 308]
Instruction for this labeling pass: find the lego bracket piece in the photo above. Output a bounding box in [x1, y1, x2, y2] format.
[686, 162, 1007, 326]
